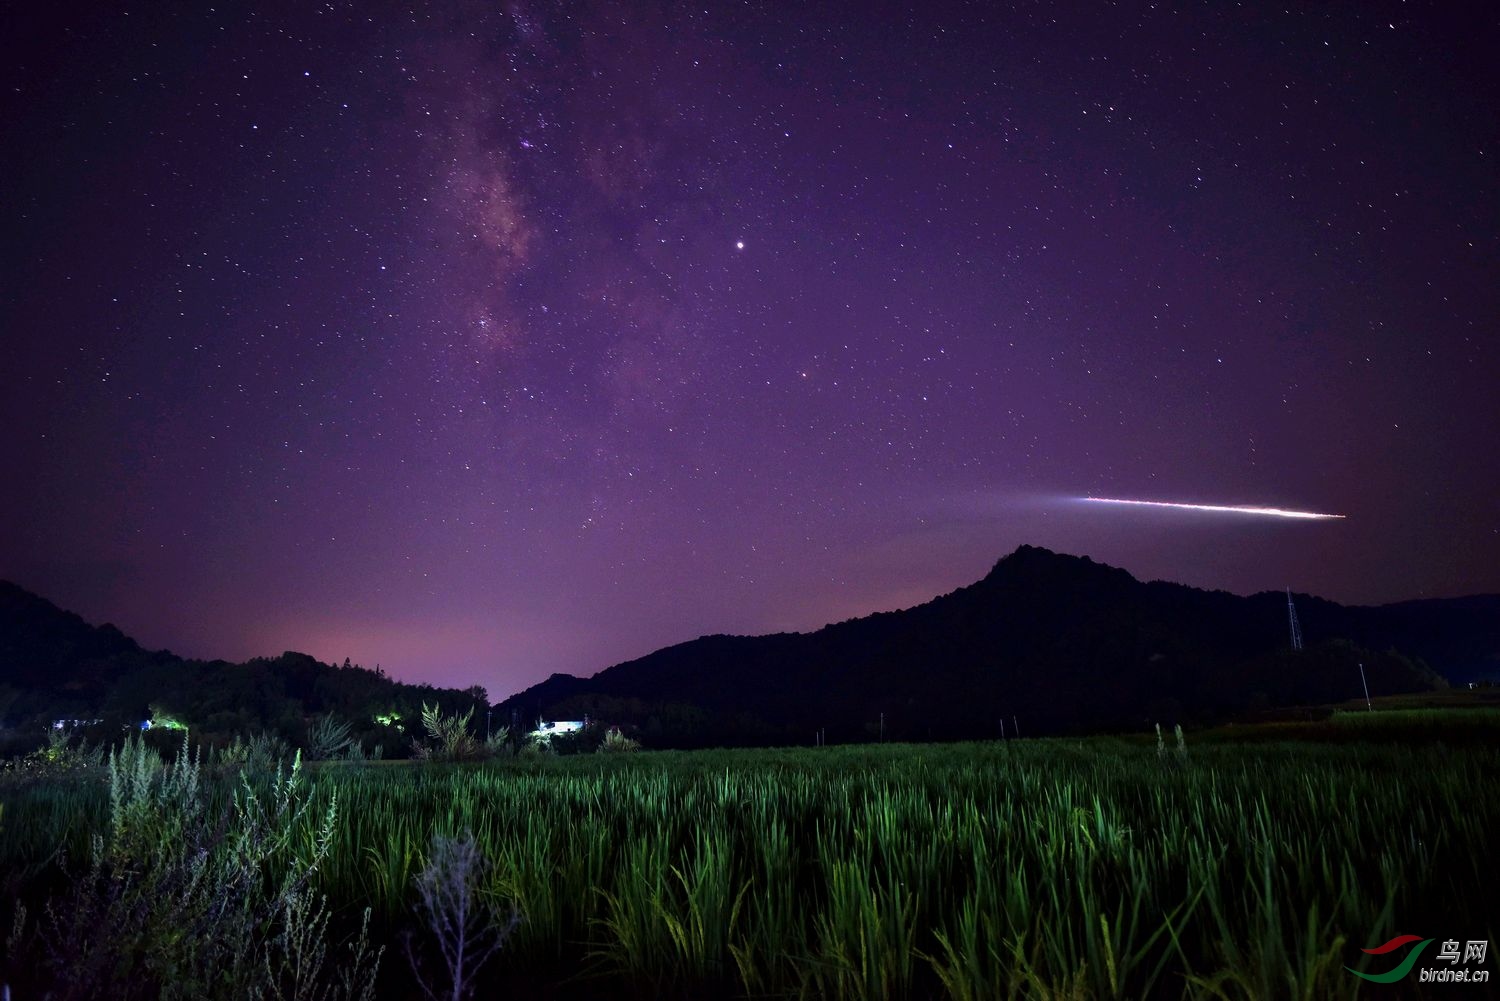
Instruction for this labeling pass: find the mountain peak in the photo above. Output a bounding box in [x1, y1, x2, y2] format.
[496, 545, 1470, 744]
[983, 545, 1137, 589]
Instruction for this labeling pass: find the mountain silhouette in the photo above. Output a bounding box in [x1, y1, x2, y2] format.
[496, 546, 1496, 745]
[0, 580, 164, 714]
[0, 580, 486, 750]
[3, 547, 1496, 749]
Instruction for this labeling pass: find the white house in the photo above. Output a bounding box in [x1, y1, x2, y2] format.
[527, 719, 585, 741]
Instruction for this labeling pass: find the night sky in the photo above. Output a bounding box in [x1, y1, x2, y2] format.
[4, 2, 1496, 698]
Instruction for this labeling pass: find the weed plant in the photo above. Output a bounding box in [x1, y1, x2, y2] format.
[2, 736, 381, 1000]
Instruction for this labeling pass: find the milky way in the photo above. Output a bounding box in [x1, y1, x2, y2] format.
[3, 2, 1496, 696]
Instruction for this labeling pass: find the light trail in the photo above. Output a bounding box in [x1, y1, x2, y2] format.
[1081, 496, 1345, 520]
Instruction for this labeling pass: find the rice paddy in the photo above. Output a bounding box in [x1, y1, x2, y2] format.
[3, 724, 1497, 998]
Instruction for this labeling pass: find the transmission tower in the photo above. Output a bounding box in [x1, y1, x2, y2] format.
[1286, 587, 1303, 651]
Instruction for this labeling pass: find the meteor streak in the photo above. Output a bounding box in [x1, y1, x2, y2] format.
[1082, 497, 1345, 520]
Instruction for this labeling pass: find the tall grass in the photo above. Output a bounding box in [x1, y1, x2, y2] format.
[4, 735, 1497, 998]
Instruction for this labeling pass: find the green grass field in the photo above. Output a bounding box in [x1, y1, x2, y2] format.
[3, 712, 1498, 999]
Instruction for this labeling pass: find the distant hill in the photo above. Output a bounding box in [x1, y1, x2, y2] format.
[6, 548, 1496, 753]
[0, 580, 486, 753]
[0, 580, 170, 722]
[497, 546, 1498, 746]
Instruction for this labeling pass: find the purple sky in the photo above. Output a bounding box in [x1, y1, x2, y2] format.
[4, 2, 1496, 698]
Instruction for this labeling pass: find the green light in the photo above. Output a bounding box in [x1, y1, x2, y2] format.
[374, 711, 405, 731]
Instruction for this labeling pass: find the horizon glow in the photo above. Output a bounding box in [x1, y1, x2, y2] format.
[1081, 497, 1346, 521]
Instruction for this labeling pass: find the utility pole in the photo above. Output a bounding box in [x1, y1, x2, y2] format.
[1287, 587, 1304, 651]
[879, 712, 884, 742]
